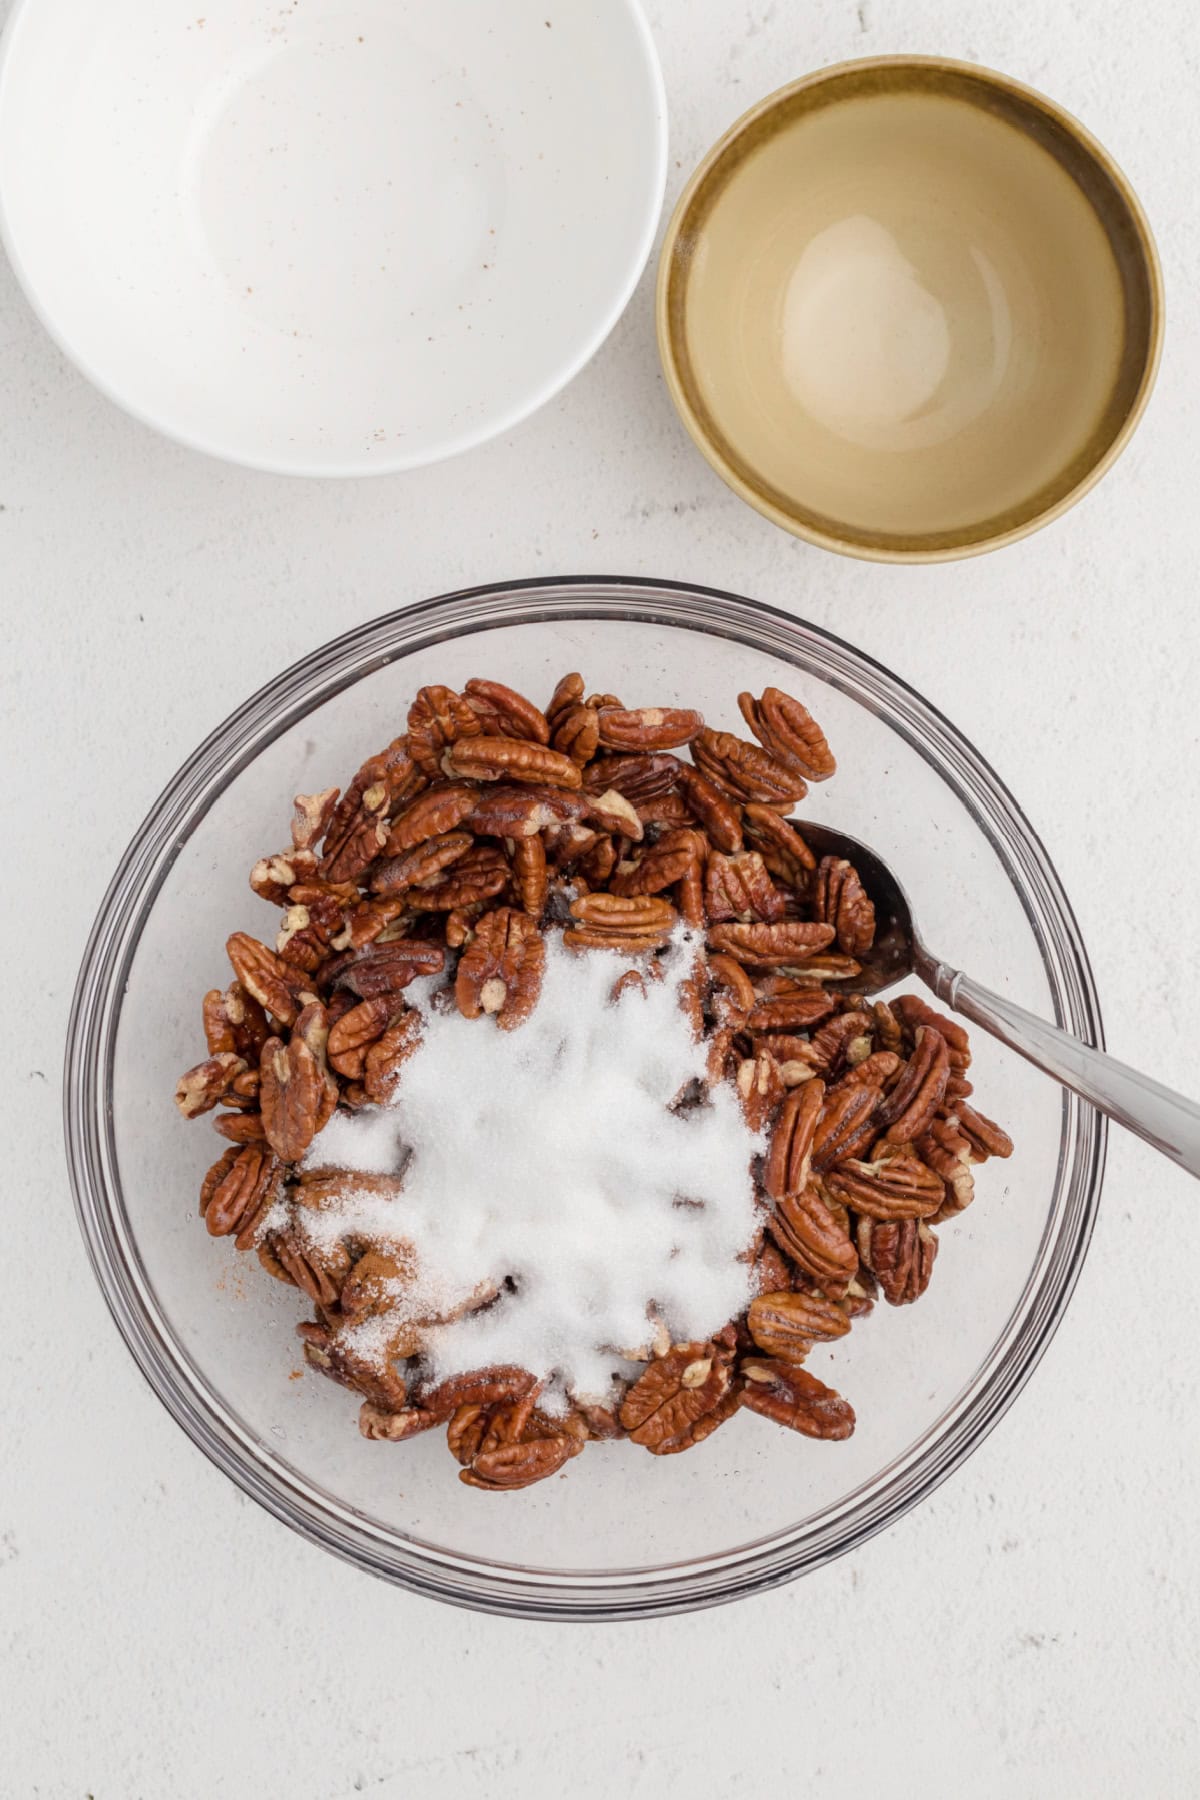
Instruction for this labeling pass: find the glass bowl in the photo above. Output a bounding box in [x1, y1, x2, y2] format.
[65, 578, 1106, 1618]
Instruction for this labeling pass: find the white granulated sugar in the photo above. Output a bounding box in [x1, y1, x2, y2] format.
[302, 930, 763, 1409]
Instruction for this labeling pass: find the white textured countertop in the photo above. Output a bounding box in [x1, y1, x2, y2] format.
[3, 1, 1198, 1794]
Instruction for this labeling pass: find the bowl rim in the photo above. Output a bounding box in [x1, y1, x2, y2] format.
[64, 576, 1107, 1618]
[656, 54, 1164, 564]
[0, 0, 668, 478]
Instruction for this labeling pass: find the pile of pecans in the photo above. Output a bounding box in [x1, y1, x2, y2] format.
[176, 673, 1012, 1491]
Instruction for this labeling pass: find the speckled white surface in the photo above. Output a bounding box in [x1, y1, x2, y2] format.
[2, 1, 1198, 1794]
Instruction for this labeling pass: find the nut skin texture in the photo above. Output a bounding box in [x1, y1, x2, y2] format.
[463, 677, 550, 744]
[619, 1343, 734, 1454]
[811, 1083, 884, 1173]
[747, 1289, 851, 1359]
[406, 685, 483, 777]
[857, 1217, 939, 1304]
[813, 856, 877, 957]
[596, 706, 704, 751]
[740, 1360, 855, 1439]
[259, 1030, 324, 1163]
[707, 920, 837, 969]
[738, 688, 836, 782]
[226, 932, 305, 1027]
[874, 1027, 951, 1141]
[362, 1009, 424, 1101]
[175, 1052, 246, 1119]
[326, 996, 391, 1079]
[770, 1183, 859, 1289]
[763, 1081, 825, 1198]
[704, 851, 787, 924]
[384, 785, 479, 853]
[693, 727, 809, 805]
[827, 1145, 946, 1220]
[370, 830, 473, 896]
[444, 735, 583, 790]
[455, 908, 545, 1030]
[200, 1143, 281, 1241]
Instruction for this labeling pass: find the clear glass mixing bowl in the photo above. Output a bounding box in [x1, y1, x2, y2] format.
[64, 579, 1106, 1618]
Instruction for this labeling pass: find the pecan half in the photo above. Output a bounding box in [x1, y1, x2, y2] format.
[463, 677, 550, 743]
[467, 784, 587, 839]
[737, 688, 836, 782]
[874, 1026, 950, 1141]
[203, 982, 270, 1059]
[259, 1029, 324, 1163]
[545, 671, 585, 730]
[810, 1082, 883, 1172]
[857, 1217, 938, 1304]
[460, 1422, 580, 1491]
[707, 920, 836, 969]
[334, 939, 445, 998]
[770, 1182, 859, 1288]
[321, 738, 424, 879]
[953, 1103, 1014, 1161]
[806, 1010, 874, 1077]
[370, 830, 473, 896]
[735, 1049, 787, 1131]
[363, 1008, 424, 1101]
[707, 952, 757, 1018]
[704, 851, 787, 923]
[740, 1360, 855, 1438]
[267, 1227, 352, 1308]
[175, 1052, 247, 1119]
[596, 705, 704, 751]
[551, 703, 600, 764]
[692, 727, 809, 805]
[443, 735, 582, 789]
[748, 1288, 851, 1363]
[418, 1365, 539, 1417]
[891, 995, 972, 1073]
[763, 1081, 825, 1198]
[511, 833, 548, 916]
[741, 803, 815, 881]
[611, 829, 704, 897]
[326, 996, 391, 1078]
[200, 1143, 281, 1240]
[675, 762, 743, 852]
[566, 892, 677, 951]
[383, 784, 478, 853]
[583, 752, 681, 805]
[826, 1145, 945, 1219]
[619, 1343, 733, 1454]
[812, 857, 876, 957]
[406, 685, 483, 776]
[455, 907, 545, 1029]
[226, 932, 307, 1027]
[831, 1049, 902, 1095]
[748, 990, 837, 1032]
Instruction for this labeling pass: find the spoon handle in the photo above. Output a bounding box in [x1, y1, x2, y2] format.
[928, 967, 1200, 1180]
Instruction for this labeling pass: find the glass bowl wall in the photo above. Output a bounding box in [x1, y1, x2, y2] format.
[65, 579, 1105, 1618]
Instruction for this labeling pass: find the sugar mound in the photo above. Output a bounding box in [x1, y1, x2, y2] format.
[301, 930, 762, 1410]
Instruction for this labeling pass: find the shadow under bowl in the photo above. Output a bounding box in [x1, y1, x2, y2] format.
[658, 57, 1162, 561]
[65, 578, 1105, 1617]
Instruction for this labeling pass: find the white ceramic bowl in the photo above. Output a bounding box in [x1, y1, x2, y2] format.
[0, 0, 666, 475]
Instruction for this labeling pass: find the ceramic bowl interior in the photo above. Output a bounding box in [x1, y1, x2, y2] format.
[0, 0, 666, 475]
[658, 58, 1161, 561]
[65, 579, 1105, 1617]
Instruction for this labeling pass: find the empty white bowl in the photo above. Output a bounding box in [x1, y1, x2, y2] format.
[0, 0, 667, 475]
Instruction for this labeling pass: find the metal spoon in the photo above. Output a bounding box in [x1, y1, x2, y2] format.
[800, 823, 1200, 1180]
